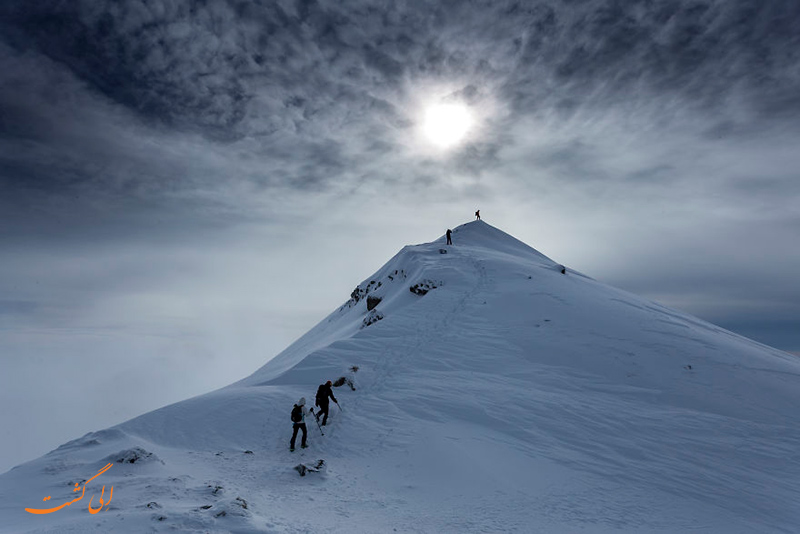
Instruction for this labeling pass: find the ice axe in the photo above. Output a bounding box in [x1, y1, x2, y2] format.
[310, 408, 324, 436]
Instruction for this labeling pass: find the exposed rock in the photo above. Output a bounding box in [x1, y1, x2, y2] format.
[387, 269, 407, 281]
[332, 376, 356, 390]
[366, 295, 382, 311]
[211, 497, 251, 518]
[362, 309, 384, 328]
[348, 282, 378, 307]
[106, 447, 161, 465]
[341, 271, 408, 311]
[410, 279, 441, 296]
[295, 459, 326, 476]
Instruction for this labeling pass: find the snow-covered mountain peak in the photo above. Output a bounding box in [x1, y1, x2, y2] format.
[2, 221, 799, 533]
[237, 220, 564, 388]
[439, 219, 558, 264]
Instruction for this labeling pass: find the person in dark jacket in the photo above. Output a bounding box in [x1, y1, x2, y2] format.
[475, 209, 480, 220]
[290, 397, 310, 451]
[315, 380, 338, 426]
[446, 229, 452, 245]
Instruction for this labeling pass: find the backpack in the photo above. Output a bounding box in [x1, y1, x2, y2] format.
[291, 404, 302, 423]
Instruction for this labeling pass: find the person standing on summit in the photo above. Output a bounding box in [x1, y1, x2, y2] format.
[315, 380, 338, 426]
[475, 209, 480, 220]
[446, 228, 452, 245]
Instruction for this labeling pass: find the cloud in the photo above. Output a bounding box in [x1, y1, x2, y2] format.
[0, 1, 796, 207]
[1, 0, 798, 292]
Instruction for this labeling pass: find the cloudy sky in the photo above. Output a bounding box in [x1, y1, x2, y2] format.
[1, 0, 798, 472]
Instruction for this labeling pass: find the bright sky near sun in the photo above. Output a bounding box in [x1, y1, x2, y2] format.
[422, 103, 473, 148]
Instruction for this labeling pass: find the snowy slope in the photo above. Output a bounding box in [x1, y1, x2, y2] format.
[2, 221, 799, 533]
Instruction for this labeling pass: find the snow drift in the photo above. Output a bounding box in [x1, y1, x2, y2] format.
[2, 221, 799, 533]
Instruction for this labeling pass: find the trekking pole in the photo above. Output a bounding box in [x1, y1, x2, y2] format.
[310, 409, 324, 436]
[334, 400, 343, 412]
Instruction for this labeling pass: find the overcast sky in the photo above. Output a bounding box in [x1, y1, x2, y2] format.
[1, 0, 799, 473]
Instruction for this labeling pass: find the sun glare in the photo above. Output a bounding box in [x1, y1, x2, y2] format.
[422, 103, 472, 148]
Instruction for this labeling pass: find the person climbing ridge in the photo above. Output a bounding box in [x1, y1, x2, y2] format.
[289, 397, 311, 451]
[446, 228, 452, 245]
[475, 209, 480, 220]
[315, 380, 338, 426]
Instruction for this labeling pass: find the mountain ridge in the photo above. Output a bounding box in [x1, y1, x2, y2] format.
[2, 220, 799, 533]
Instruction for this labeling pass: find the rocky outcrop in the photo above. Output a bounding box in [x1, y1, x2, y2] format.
[362, 309, 384, 328]
[409, 279, 441, 296]
[341, 270, 407, 311]
[366, 295, 382, 311]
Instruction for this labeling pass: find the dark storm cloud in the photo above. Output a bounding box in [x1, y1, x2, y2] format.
[1, 0, 438, 138]
[508, 1, 800, 113]
[2, 1, 798, 189]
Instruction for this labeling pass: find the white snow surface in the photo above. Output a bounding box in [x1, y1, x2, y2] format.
[2, 221, 799, 533]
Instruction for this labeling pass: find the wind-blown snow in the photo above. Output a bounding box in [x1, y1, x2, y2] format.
[2, 221, 799, 533]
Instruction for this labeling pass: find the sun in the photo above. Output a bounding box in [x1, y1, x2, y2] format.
[422, 103, 473, 148]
